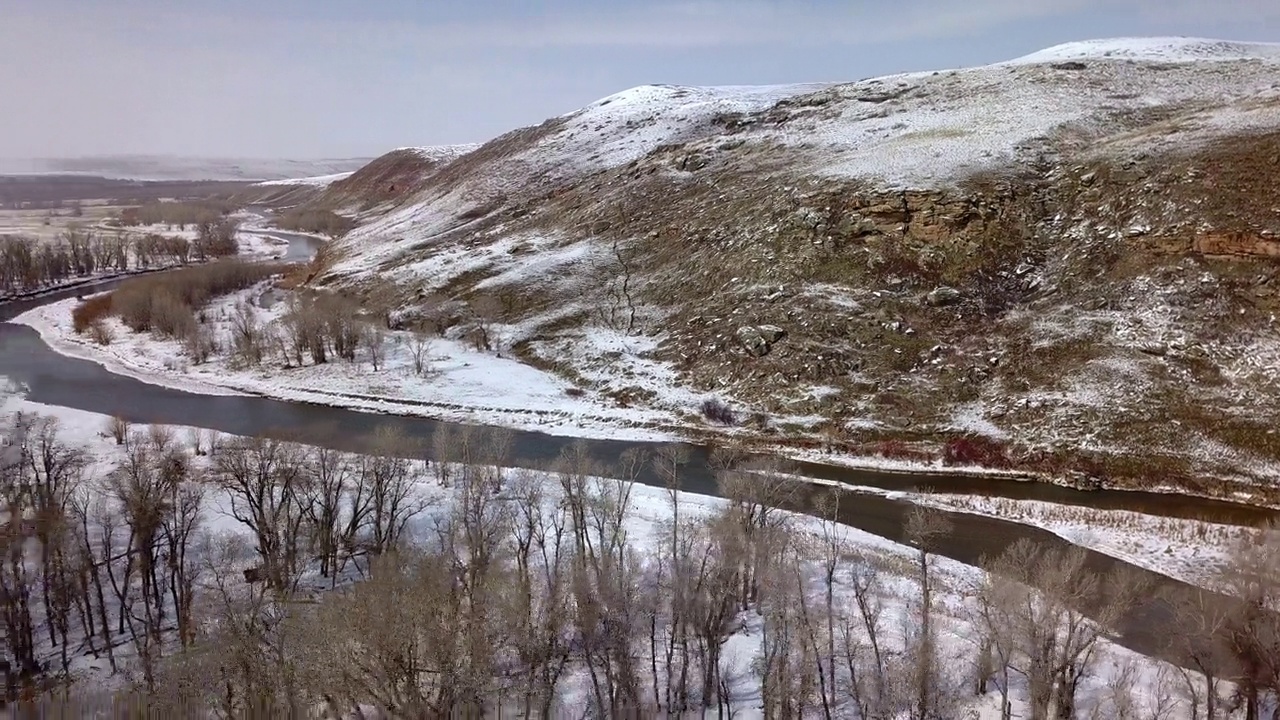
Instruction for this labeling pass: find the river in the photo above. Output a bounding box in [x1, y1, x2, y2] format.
[0, 231, 1273, 669]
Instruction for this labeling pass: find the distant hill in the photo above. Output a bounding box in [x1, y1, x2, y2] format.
[0, 155, 376, 182]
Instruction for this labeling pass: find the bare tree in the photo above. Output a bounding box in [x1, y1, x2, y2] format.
[904, 505, 953, 720]
[978, 538, 1149, 720]
[106, 415, 130, 446]
[212, 437, 310, 593]
[1217, 521, 1280, 719]
[364, 427, 427, 557]
[409, 331, 433, 376]
[229, 302, 265, 368]
[363, 324, 386, 371]
[468, 294, 502, 352]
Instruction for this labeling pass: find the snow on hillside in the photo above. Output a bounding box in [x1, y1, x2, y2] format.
[1010, 37, 1280, 64]
[393, 144, 481, 162]
[548, 83, 830, 172]
[253, 171, 355, 187]
[328, 35, 1280, 284]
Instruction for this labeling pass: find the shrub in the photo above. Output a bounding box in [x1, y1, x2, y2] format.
[110, 260, 286, 334]
[106, 415, 130, 446]
[275, 209, 355, 238]
[942, 434, 1010, 468]
[88, 320, 114, 346]
[72, 294, 113, 334]
[149, 289, 197, 339]
[699, 397, 737, 426]
[877, 439, 934, 463]
[184, 324, 219, 364]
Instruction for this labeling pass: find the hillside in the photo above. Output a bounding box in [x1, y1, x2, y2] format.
[228, 145, 479, 210]
[312, 144, 479, 211]
[317, 38, 1280, 497]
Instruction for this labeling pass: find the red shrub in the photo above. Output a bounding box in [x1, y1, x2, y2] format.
[942, 435, 1011, 468]
[877, 440, 934, 463]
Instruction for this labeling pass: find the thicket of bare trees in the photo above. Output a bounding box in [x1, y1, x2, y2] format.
[273, 209, 354, 239]
[6, 414, 1280, 717]
[119, 201, 239, 231]
[0, 231, 132, 296]
[0, 219, 237, 299]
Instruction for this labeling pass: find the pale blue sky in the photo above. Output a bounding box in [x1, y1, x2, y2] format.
[2, 0, 1278, 158]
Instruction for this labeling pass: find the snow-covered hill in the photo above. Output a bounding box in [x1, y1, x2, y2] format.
[306, 39, 1280, 498]
[1008, 37, 1280, 64]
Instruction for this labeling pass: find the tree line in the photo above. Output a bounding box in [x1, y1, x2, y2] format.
[2, 414, 1279, 718]
[0, 220, 241, 298]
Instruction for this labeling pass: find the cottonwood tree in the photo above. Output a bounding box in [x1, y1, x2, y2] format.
[977, 539, 1149, 720]
[1217, 522, 1280, 719]
[1161, 587, 1234, 719]
[506, 467, 574, 716]
[229, 302, 266, 368]
[714, 453, 799, 610]
[363, 427, 427, 557]
[212, 437, 310, 593]
[904, 505, 954, 719]
[363, 324, 387, 371]
[300, 445, 353, 582]
[554, 442, 647, 716]
[467, 294, 502, 352]
[756, 529, 813, 717]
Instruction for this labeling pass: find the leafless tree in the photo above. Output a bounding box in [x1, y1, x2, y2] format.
[106, 415, 130, 446]
[409, 331, 433, 376]
[978, 538, 1149, 720]
[364, 427, 427, 557]
[1217, 521, 1280, 719]
[212, 437, 310, 593]
[363, 323, 387, 371]
[229, 302, 265, 367]
[468, 294, 502, 352]
[904, 505, 953, 720]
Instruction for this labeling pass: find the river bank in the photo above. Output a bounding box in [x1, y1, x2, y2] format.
[0, 391, 1217, 716]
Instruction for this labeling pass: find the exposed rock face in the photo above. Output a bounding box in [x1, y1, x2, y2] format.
[1194, 233, 1280, 258]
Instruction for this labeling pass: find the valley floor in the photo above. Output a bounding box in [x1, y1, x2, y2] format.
[11, 281, 1273, 596]
[0, 392, 1216, 717]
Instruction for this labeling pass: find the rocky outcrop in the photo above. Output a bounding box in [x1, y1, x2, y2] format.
[926, 286, 963, 307]
[736, 324, 787, 356]
[1194, 232, 1280, 258]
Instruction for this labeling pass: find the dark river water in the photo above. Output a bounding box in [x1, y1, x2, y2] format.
[0, 231, 1273, 669]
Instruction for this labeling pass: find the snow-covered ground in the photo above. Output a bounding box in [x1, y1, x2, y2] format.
[12, 286, 686, 441]
[0, 391, 1217, 717]
[887, 491, 1250, 589]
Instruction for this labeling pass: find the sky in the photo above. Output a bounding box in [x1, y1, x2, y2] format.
[2, 0, 1279, 160]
